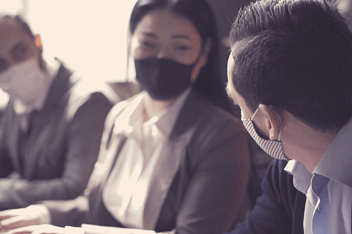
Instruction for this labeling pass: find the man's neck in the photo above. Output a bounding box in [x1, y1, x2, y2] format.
[283, 113, 337, 173]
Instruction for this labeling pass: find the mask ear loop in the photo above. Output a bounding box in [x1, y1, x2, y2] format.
[271, 108, 283, 141]
[255, 105, 283, 142]
[247, 106, 283, 141]
[251, 107, 260, 120]
[241, 107, 259, 121]
[278, 118, 283, 141]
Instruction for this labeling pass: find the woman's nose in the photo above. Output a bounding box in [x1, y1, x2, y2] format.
[156, 46, 171, 59]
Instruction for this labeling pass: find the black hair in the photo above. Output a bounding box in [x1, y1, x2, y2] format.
[0, 14, 35, 39]
[0, 14, 45, 70]
[129, 0, 232, 112]
[230, 0, 352, 132]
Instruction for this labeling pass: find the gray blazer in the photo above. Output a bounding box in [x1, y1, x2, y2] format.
[0, 61, 117, 210]
[44, 90, 251, 234]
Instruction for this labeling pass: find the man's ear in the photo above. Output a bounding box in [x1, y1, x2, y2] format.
[258, 104, 282, 141]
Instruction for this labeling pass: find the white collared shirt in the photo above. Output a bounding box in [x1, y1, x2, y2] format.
[102, 88, 191, 229]
[285, 117, 352, 234]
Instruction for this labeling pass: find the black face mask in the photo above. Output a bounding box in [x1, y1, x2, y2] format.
[135, 58, 196, 101]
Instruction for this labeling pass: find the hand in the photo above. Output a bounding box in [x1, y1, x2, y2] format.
[5, 224, 65, 234]
[0, 206, 41, 232]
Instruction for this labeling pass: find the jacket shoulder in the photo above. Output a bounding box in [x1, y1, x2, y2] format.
[190, 102, 245, 149]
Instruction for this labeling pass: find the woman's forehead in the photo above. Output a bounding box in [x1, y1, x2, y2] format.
[134, 9, 200, 40]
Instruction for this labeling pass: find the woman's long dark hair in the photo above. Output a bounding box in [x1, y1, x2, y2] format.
[128, 0, 232, 112]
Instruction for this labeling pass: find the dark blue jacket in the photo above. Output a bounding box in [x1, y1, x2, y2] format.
[228, 159, 306, 234]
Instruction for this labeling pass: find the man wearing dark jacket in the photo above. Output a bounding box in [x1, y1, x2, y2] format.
[226, 0, 352, 233]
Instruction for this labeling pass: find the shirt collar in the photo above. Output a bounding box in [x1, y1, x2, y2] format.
[313, 116, 352, 188]
[285, 159, 312, 194]
[155, 87, 191, 137]
[128, 92, 145, 129]
[285, 159, 329, 207]
[127, 88, 192, 138]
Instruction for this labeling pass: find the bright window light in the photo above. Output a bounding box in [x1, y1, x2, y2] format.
[27, 0, 137, 82]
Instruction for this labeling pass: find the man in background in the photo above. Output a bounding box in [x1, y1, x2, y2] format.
[227, 0, 352, 233]
[0, 14, 118, 210]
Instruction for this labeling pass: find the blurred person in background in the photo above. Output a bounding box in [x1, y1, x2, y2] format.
[0, 14, 118, 211]
[0, 0, 250, 233]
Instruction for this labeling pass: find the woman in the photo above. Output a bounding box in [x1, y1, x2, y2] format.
[0, 0, 250, 233]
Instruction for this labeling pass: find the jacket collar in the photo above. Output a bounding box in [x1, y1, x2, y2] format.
[169, 89, 209, 139]
[42, 59, 77, 112]
[142, 90, 210, 230]
[106, 89, 211, 229]
[114, 88, 204, 140]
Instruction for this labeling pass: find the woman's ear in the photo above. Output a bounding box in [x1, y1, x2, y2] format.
[258, 104, 282, 141]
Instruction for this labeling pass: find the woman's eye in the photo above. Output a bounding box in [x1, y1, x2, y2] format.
[13, 46, 28, 60]
[175, 45, 190, 51]
[141, 41, 156, 48]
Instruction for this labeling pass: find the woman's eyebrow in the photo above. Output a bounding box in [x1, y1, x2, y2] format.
[171, 34, 192, 41]
[10, 41, 26, 54]
[142, 32, 157, 38]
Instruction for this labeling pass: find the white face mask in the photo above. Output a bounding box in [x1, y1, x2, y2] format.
[0, 57, 46, 104]
[242, 108, 288, 160]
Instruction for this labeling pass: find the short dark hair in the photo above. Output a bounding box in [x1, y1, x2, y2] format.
[0, 14, 35, 39]
[230, 0, 352, 132]
[129, 0, 232, 112]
